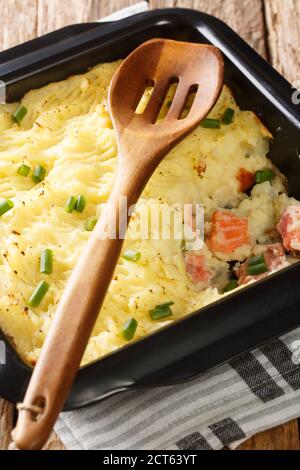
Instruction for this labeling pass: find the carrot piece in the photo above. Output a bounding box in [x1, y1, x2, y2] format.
[207, 210, 249, 253]
[236, 168, 255, 193]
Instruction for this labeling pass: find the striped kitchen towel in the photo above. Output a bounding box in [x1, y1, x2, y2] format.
[54, 3, 300, 450]
[55, 329, 300, 450]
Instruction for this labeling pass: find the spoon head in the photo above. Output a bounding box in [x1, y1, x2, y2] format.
[109, 38, 224, 144]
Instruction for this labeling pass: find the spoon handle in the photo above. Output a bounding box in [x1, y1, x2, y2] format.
[12, 174, 137, 450]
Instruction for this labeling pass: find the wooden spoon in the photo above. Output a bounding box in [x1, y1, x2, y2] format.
[12, 38, 223, 450]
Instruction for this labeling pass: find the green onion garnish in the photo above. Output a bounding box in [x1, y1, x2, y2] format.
[40, 249, 53, 275]
[247, 255, 265, 266]
[255, 169, 275, 184]
[74, 195, 86, 213]
[17, 164, 31, 177]
[122, 249, 141, 262]
[65, 195, 76, 213]
[122, 318, 138, 341]
[32, 165, 46, 183]
[84, 217, 97, 231]
[247, 254, 268, 275]
[223, 279, 238, 293]
[0, 199, 14, 216]
[149, 301, 174, 320]
[12, 105, 27, 124]
[28, 281, 50, 308]
[155, 301, 174, 309]
[222, 107, 235, 124]
[201, 118, 221, 129]
[247, 263, 268, 275]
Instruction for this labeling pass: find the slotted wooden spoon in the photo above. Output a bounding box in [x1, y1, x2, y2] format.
[12, 38, 223, 450]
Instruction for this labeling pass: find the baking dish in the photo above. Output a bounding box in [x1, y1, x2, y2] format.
[0, 8, 300, 410]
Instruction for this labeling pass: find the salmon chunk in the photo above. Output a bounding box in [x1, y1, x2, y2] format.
[207, 210, 249, 254]
[263, 243, 287, 270]
[184, 252, 213, 287]
[277, 206, 300, 252]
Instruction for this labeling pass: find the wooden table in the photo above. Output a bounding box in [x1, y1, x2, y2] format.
[0, 0, 300, 451]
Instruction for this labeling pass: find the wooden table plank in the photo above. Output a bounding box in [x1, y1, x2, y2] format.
[0, 400, 14, 449]
[37, 0, 141, 35]
[264, 0, 300, 84]
[239, 420, 300, 450]
[0, 0, 38, 50]
[149, 0, 267, 57]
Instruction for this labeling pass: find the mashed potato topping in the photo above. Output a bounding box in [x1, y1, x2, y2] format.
[0, 61, 299, 365]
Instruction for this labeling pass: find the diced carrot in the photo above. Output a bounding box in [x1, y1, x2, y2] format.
[277, 206, 300, 252]
[207, 210, 249, 254]
[184, 252, 212, 287]
[237, 168, 255, 193]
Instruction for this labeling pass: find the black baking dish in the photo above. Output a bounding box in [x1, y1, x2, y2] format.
[0, 8, 300, 410]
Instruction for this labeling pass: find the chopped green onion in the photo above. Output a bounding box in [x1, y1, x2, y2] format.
[65, 195, 76, 213]
[201, 118, 221, 129]
[247, 255, 265, 266]
[223, 279, 238, 293]
[255, 169, 274, 184]
[222, 107, 235, 124]
[166, 100, 172, 108]
[122, 318, 138, 341]
[122, 249, 141, 262]
[74, 195, 86, 213]
[40, 249, 53, 275]
[0, 199, 14, 216]
[247, 254, 268, 275]
[32, 165, 46, 183]
[149, 301, 174, 320]
[17, 164, 31, 177]
[12, 105, 27, 124]
[155, 301, 174, 309]
[247, 263, 268, 275]
[84, 217, 97, 231]
[28, 281, 50, 308]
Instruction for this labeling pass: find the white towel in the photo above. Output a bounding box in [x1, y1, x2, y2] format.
[55, 3, 300, 450]
[56, 329, 300, 450]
